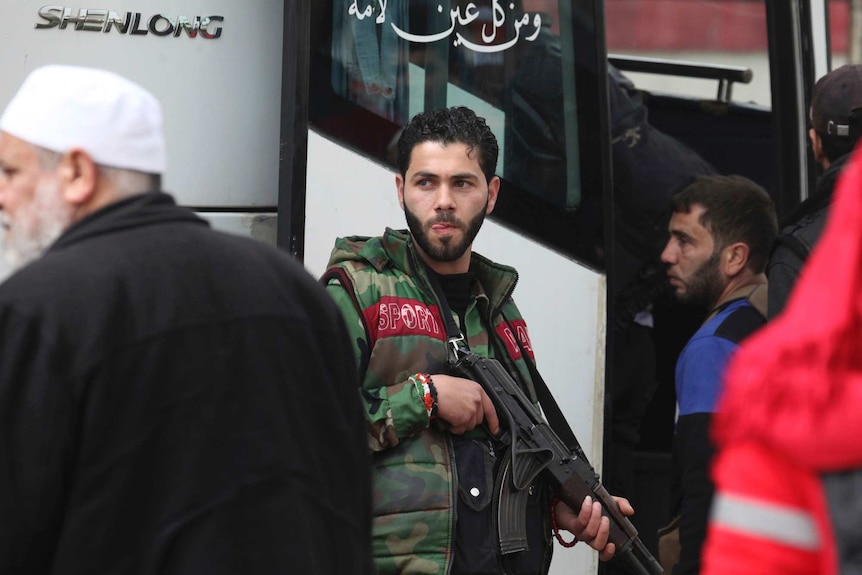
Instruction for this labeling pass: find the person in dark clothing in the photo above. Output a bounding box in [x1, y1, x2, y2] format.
[0, 65, 373, 575]
[658, 175, 777, 575]
[605, 65, 718, 505]
[768, 64, 862, 318]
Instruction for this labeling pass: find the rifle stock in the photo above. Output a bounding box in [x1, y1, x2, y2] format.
[453, 352, 662, 575]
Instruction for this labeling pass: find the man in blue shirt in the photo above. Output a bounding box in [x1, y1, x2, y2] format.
[659, 175, 777, 575]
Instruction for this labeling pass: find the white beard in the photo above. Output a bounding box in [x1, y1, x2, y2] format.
[1, 178, 73, 272]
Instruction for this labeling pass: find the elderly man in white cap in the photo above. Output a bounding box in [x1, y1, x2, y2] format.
[0, 65, 167, 271]
[0, 65, 373, 575]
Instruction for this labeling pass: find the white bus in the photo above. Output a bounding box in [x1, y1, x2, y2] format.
[0, 1, 837, 573]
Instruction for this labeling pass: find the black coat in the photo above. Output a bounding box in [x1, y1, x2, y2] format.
[767, 154, 848, 318]
[0, 192, 372, 575]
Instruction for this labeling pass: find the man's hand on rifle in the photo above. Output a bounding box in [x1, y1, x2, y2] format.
[431, 374, 500, 435]
[553, 496, 635, 560]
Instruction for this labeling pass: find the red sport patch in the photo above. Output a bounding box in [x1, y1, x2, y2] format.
[364, 296, 445, 344]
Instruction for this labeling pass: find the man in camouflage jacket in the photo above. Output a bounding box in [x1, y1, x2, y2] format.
[323, 107, 630, 575]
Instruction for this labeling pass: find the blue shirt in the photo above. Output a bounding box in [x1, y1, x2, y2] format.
[676, 298, 753, 417]
[672, 296, 766, 575]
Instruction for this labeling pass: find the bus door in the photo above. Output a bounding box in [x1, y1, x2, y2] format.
[602, 0, 830, 558]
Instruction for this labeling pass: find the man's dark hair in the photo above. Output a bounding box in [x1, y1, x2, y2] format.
[396, 106, 499, 182]
[671, 175, 777, 273]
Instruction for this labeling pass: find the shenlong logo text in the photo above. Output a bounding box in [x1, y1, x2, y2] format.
[36, 6, 224, 39]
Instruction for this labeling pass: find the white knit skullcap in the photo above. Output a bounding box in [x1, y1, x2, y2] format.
[0, 65, 166, 173]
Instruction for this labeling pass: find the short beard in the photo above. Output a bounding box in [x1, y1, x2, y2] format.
[405, 201, 487, 264]
[677, 251, 725, 309]
[2, 179, 73, 272]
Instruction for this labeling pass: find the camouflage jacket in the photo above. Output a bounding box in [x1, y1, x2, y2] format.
[323, 228, 542, 575]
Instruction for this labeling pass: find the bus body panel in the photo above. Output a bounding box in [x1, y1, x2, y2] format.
[0, 2, 283, 209]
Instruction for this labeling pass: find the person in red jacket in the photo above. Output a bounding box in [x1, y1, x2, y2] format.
[701, 142, 862, 574]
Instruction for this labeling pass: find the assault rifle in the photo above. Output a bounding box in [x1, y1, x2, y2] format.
[452, 351, 662, 575]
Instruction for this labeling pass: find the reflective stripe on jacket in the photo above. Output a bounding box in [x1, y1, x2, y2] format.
[702, 442, 836, 575]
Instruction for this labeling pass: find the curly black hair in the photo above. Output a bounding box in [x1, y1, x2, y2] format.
[396, 106, 499, 183]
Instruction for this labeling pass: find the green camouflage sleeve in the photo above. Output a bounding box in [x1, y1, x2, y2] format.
[325, 279, 429, 451]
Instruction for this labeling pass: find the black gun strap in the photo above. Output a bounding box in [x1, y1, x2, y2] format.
[424, 267, 472, 357]
[426, 264, 583, 453]
[502, 319, 582, 453]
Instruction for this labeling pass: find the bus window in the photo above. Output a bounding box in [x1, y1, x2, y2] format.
[829, 0, 852, 68]
[310, 0, 610, 267]
[604, 0, 775, 197]
[606, 0, 770, 106]
[329, 0, 411, 126]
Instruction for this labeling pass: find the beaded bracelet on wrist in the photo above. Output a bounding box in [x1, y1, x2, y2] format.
[411, 373, 438, 420]
[550, 495, 578, 548]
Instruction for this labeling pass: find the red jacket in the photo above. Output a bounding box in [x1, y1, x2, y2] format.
[702, 143, 862, 575]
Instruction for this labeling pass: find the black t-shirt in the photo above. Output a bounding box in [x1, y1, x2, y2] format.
[430, 270, 474, 332]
